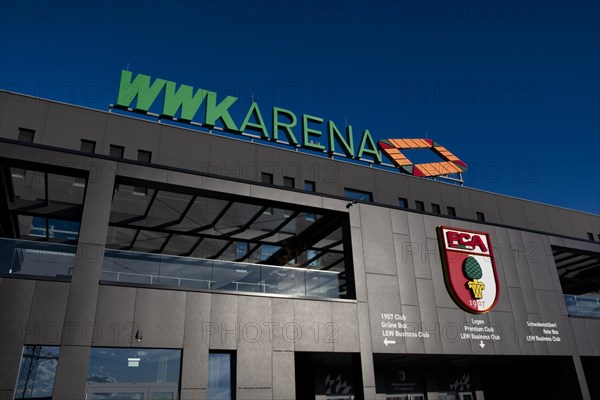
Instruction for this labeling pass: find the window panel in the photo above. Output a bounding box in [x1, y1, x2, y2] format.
[283, 176, 295, 188]
[304, 180, 316, 192]
[10, 168, 45, 204]
[110, 185, 157, 224]
[80, 139, 96, 153]
[415, 201, 425, 212]
[261, 172, 273, 184]
[133, 230, 170, 253]
[137, 150, 152, 163]
[14, 345, 60, 399]
[47, 173, 86, 205]
[109, 145, 125, 159]
[87, 348, 181, 385]
[208, 352, 234, 400]
[5, 166, 86, 244]
[144, 191, 193, 228]
[344, 188, 373, 202]
[168, 197, 230, 232]
[105, 226, 138, 249]
[17, 127, 35, 143]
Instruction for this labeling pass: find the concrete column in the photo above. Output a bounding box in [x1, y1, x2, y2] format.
[52, 159, 116, 399]
[0, 280, 36, 400]
[572, 354, 591, 400]
[272, 350, 295, 400]
[358, 302, 376, 399]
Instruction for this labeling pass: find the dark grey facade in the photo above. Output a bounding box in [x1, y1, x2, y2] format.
[0, 91, 599, 400]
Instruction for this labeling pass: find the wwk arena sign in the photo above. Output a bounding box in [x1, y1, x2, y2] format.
[115, 70, 467, 178]
[437, 227, 499, 314]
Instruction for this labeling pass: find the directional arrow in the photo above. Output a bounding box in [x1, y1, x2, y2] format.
[384, 338, 397, 347]
[479, 340, 486, 348]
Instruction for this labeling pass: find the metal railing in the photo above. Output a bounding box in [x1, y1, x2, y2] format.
[564, 294, 600, 319]
[0, 237, 76, 279]
[102, 248, 341, 298]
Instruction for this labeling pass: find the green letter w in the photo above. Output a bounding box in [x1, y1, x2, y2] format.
[117, 70, 166, 112]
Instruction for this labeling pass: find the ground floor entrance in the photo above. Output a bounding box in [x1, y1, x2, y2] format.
[296, 352, 364, 400]
[374, 354, 584, 400]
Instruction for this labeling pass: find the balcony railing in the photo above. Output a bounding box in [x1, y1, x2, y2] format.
[102, 248, 341, 299]
[564, 294, 600, 319]
[0, 237, 76, 279]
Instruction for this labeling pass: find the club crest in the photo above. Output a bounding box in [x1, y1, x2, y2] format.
[437, 226, 500, 313]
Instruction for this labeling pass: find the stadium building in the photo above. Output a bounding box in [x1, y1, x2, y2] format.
[0, 73, 599, 400]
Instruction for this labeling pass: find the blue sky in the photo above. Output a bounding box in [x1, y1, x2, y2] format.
[1, 0, 598, 214]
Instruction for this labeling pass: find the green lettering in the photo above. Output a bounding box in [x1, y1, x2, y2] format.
[357, 129, 382, 163]
[162, 82, 210, 121]
[116, 70, 166, 112]
[327, 120, 355, 158]
[302, 114, 325, 151]
[205, 92, 239, 131]
[240, 102, 270, 139]
[272, 107, 299, 145]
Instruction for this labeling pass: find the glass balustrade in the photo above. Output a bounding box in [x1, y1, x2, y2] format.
[102, 248, 341, 299]
[0, 237, 76, 279]
[564, 294, 600, 319]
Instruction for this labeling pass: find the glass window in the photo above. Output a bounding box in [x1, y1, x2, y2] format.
[110, 145, 125, 159]
[259, 245, 280, 261]
[307, 248, 320, 267]
[0, 238, 77, 280]
[587, 232, 595, 241]
[283, 176, 295, 188]
[17, 128, 35, 143]
[88, 392, 145, 399]
[80, 139, 96, 153]
[398, 197, 408, 209]
[5, 166, 85, 244]
[344, 188, 373, 202]
[47, 173, 86, 204]
[137, 150, 152, 163]
[235, 241, 249, 260]
[415, 201, 425, 212]
[12, 130, 35, 178]
[14, 345, 60, 399]
[304, 181, 317, 220]
[476, 212, 485, 222]
[86, 348, 181, 397]
[261, 172, 273, 184]
[208, 352, 234, 400]
[10, 168, 45, 201]
[447, 206, 456, 217]
[304, 180, 316, 192]
[431, 204, 441, 214]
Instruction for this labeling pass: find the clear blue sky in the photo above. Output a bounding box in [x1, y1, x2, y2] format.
[1, 0, 598, 214]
